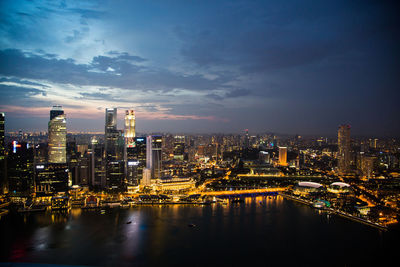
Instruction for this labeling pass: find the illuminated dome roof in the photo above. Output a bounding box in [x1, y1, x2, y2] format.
[330, 182, 350, 188]
[297, 182, 323, 188]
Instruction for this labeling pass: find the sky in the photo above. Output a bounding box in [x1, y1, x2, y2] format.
[0, 0, 399, 136]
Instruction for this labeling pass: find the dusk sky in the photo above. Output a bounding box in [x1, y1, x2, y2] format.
[0, 0, 399, 136]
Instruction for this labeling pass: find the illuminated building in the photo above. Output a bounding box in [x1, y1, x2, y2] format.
[141, 168, 151, 186]
[292, 181, 324, 196]
[327, 182, 351, 194]
[259, 151, 270, 164]
[105, 108, 124, 189]
[0, 112, 6, 194]
[361, 156, 375, 179]
[90, 139, 106, 188]
[123, 109, 137, 189]
[124, 110, 136, 139]
[7, 141, 34, 195]
[105, 108, 118, 161]
[126, 137, 147, 187]
[278, 147, 287, 166]
[338, 125, 351, 174]
[173, 136, 185, 160]
[0, 112, 4, 160]
[35, 163, 69, 194]
[152, 177, 196, 192]
[146, 135, 162, 181]
[48, 106, 66, 163]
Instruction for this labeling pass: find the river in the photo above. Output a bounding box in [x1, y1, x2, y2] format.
[0, 196, 399, 266]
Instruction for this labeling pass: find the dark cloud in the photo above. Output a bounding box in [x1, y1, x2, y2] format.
[0, 84, 47, 106]
[225, 89, 251, 98]
[0, 0, 399, 135]
[0, 77, 50, 88]
[0, 49, 232, 93]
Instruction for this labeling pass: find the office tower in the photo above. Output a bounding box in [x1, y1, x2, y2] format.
[144, 135, 162, 182]
[151, 136, 162, 180]
[0, 112, 4, 160]
[279, 147, 288, 166]
[174, 136, 185, 160]
[338, 124, 351, 174]
[7, 141, 34, 195]
[104, 108, 124, 189]
[124, 110, 136, 139]
[124, 110, 136, 187]
[0, 112, 6, 194]
[361, 156, 375, 179]
[125, 137, 147, 186]
[48, 106, 66, 163]
[90, 138, 106, 188]
[105, 108, 118, 161]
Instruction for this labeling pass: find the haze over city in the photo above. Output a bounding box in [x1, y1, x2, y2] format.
[1, 0, 399, 136]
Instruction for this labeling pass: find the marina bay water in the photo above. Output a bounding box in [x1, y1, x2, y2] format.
[1, 196, 399, 266]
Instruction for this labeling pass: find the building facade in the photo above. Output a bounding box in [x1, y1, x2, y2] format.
[338, 125, 351, 174]
[48, 106, 66, 163]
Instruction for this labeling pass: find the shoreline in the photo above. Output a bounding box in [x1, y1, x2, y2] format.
[279, 192, 388, 231]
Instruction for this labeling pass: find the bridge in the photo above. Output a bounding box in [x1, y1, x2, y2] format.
[200, 187, 287, 197]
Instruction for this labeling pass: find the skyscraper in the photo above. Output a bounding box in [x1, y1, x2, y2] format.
[105, 108, 124, 189]
[124, 110, 136, 187]
[151, 136, 162, 180]
[144, 135, 163, 181]
[173, 136, 185, 160]
[105, 108, 118, 161]
[279, 147, 287, 166]
[124, 110, 136, 140]
[0, 112, 6, 194]
[8, 141, 34, 195]
[338, 124, 351, 174]
[126, 137, 147, 186]
[0, 112, 4, 160]
[48, 106, 66, 163]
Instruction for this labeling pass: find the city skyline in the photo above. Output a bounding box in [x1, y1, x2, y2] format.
[0, 1, 399, 136]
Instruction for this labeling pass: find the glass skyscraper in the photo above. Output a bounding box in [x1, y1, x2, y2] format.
[105, 108, 124, 189]
[48, 106, 66, 163]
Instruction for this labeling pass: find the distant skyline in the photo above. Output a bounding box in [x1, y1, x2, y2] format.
[1, 1, 399, 136]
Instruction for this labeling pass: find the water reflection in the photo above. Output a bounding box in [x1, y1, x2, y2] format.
[1, 196, 399, 266]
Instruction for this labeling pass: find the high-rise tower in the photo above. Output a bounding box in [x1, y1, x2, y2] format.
[0, 112, 6, 194]
[338, 124, 351, 174]
[105, 108, 118, 161]
[279, 147, 287, 166]
[0, 112, 4, 160]
[124, 110, 135, 140]
[48, 106, 66, 163]
[104, 108, 124, 189]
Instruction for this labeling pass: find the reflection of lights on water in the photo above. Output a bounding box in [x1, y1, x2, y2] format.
[32, 227, 50, 251]
[37, 243, 46, 250]
[71, 208, 82, 218]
